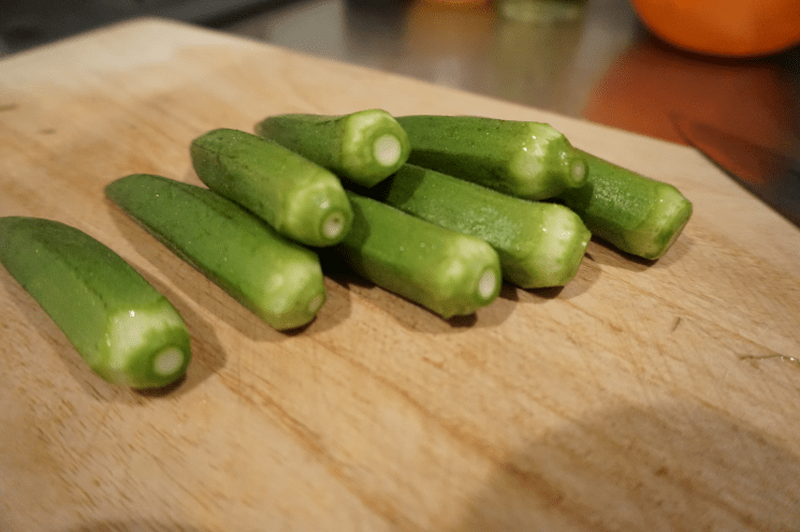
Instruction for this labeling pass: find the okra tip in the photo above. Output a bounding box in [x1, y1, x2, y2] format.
[373, 133, 404, 168]
[322, 210, 348, 241]
[339, 109, 411, 187]
[278, 175, 355, 247]
[99, 304, 192, 389]
[637, 184, 693, 260]
[437, 236, 502, 317]
[509, 132, 589, 199]
[477, 269, 499, 301]
[567, 156, 587, 188]
[151, 347, 186, 377]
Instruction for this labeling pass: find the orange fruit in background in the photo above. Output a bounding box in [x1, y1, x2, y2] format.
[629, 0, 800, 57]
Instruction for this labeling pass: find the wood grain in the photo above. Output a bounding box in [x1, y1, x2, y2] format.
[1, 18, 799, 532]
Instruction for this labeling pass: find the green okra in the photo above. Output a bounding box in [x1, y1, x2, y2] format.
[190, 128, 353, 247]
[557, 150, 693, 260]
[255, 109, 411, 188]
[396, 115, 587, 200]
[0, 216, 191, 388]
[369, 164, 591, 288]
[105, 174, 326, 330]
[333, 190, 502, 319]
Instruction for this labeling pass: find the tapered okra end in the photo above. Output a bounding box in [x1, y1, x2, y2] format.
[251, 256, 327, 331]
[281, 172, 355, 247]
[510, 124, 588, 200]
[540, 209, 591, 287]
[506, 204, 591, 289]
[432, 235, 502, 319]
[561, 149, 588, 189]
[627, 184, 693, 260]
[97, 302, 192, 389]
[340, 109, 411, 187]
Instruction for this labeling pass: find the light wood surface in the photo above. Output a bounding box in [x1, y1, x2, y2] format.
[1, 18, 799, 532]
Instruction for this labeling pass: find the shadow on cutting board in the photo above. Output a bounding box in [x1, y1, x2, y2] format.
[453, 401, 800, 531]
[321, 258, 518, 334]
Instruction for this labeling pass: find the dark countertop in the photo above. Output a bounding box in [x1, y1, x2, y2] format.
[223, 0, 642, 119]
[219, 0, 800, 149]
[3, 0, 798, 149]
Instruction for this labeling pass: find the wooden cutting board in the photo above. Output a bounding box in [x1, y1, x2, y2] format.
[1, 17, 798, 532]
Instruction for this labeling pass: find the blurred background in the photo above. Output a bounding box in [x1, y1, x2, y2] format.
[2, 0, 799, 151]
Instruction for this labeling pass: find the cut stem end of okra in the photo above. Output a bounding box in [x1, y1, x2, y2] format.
[338, 191, 501, 319]
[322, 211, 348, 241]
[632, 184, 693, 260]
[100, 304, 192, 388]
[373, 134, 403, 167]
[153, 347, 186, 376]
[191, 129, 353, 247]
[569, 159, 587, 187]
[341, 109, 412, 186]
[255, 109, 410, 188]
[478, 269, 498, 301]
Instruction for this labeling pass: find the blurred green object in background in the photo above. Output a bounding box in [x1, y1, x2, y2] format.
[497, 0, 587, 24]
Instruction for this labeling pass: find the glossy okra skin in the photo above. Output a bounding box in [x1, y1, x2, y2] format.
[396, 115, 587, 200]
[334, 190, 502, 318]
[105, 174, 326, 330]
[190, 128, 353, 247]
[558, 150, 693, 260]
[370, 164, 591, 288]
[255, 109, 411, 187]
[0, 216, 191, 388]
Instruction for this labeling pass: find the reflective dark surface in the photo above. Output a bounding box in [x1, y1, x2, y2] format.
[219, 0, 800, 150]
[222, 0, 640, 118]
[4, 0, 799, 154]
[0, 0, 295, 54]
[674, 116, 800, 228]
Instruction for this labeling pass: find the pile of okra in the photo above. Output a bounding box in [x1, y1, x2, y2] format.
[0, 110, 692, 389]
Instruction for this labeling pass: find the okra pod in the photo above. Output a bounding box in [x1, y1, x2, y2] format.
[396, 115, 587, 200]
[333, 190, 502, 319]
[191, 128, 353, 247]
[369, 164, 591, 288]
[0, 216, 191, 388]
[557, 150, 693, 260]
[105, 174, 326, 330]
